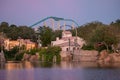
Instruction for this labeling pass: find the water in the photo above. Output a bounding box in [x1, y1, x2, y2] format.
[0, 61, 120, 80]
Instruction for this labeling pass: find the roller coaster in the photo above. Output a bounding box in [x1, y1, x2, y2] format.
[30, 16, 79, 30]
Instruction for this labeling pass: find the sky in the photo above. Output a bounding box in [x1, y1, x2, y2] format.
[0, 0, 120, 27]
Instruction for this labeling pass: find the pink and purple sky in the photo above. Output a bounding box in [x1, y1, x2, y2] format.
[0, 0, 120, 26]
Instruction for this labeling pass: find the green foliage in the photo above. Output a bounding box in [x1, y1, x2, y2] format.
[37, 26, 53, 46]
[26, 48, 38, 55]
[7, 25, 19, 40]
[18, 26, 36, 41]
[0, 22, 9, 32]
[52, 30, 62, 41]
[47, 46, 61, 55]
[0, 22, 36, 41]
[4, 46, 19, 60]
[39, 48, 47, 55]
[37, 26, 63, 47]
[38, 46, 61, 62]
[76, 21, 103, 42]
[75, 20, 120, 52]
[15, 53, 24, 61]
[82, 44, 94, 50]
[90, 26, 106, 43]
[89, 25, 118, 51]
[2, 45, 26, 61]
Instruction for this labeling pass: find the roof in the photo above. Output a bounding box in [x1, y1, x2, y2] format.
[61, 36, 76, 40]
[56, 41, 80, 47]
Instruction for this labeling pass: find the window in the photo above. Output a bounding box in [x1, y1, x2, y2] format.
[66, 48, 69, 51]
[73, 47, 75, 50]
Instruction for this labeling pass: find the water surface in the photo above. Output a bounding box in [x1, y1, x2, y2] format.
[0, 61, 120, 80]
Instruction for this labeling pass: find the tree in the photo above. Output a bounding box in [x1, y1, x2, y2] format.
[0, 22, 37, 41]
[6, 24, 19, 40]
[0, 22, 9, 33]
[52, 30, 62, 41]
[90, 25, 118, 52]
[18, 26, 37, 41]
[37, 26, 53, 47]
[76, 21, 104, 42]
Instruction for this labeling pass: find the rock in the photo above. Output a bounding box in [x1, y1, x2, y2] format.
[22, 53, 39, 61]
[99, 50, 108, 60]
[104, 56, 112, 63]
[98, 51, 120, 63]
[22, 53, 31, 61]
[29, 55, 39, 62]
[112, 53, 120, 62]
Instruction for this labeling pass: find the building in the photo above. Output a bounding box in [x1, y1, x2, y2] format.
[51, 30, 85, 53]
[4, 39, 36, 50]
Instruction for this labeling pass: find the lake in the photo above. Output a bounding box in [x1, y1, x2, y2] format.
[0, 61, 120, 80]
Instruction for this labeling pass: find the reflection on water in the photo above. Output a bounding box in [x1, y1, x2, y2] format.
[0, 61, 120, 80]
[1, 61, 120, 70]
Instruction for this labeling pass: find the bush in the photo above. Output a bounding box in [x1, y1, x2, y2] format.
[82, 44, 94, 50]
[26, 48, 38, 55]
[38, 46, 61, 62]
[4, 46, 19, 60]
[15, 53, 24, 61]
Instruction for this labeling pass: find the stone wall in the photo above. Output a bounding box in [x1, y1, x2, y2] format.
[73, 50, 98, 61]
[60, 50, 98, 61]
[60, 51, 72, 61]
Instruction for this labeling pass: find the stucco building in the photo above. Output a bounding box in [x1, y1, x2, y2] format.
[4, 39, 36, 50]
[51, 30, 85, 53]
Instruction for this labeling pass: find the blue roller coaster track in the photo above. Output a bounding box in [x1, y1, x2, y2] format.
[30, 16, 79, 28]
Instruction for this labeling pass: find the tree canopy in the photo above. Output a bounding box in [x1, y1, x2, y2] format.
[0, 22, 36, 41]
[75, 20, 120, 51]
